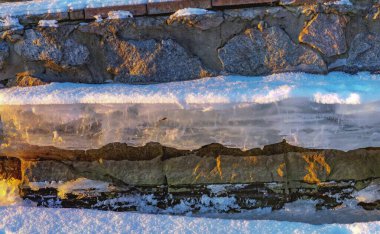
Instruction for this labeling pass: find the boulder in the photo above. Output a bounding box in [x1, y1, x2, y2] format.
[218, 26, 327, 76]
[14, 29, 89, 67]
[299, 14, 347, 57]
[14, 29, 62, 63]
[346, 33, 380, 72]
[0, 40, 9, 70]
[105, 38, 209, 83]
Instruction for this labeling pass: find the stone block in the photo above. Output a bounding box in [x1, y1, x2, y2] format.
[69, 10, 85, 21]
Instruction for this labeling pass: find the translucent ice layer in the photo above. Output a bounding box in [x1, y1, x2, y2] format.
[0, 72, 380, 150]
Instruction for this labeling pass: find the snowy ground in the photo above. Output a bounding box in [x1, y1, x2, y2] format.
[0, 72, 379, 106]
[0, 206, 379, 234]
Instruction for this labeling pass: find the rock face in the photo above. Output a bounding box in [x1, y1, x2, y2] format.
[105, 38, 208, 83]
[299, 14, 347, 57]
[7, 72, 48, 87]
[0, 41, 9, 70]
[0, 3, 380, 83]
[1, 141, 379, 213]
[14, 29, 89, 66]
[346, 33, 380, 72]
[0, 157, 21, 180]
[219, 26, 327, 75]
[1, 140, 379, 187]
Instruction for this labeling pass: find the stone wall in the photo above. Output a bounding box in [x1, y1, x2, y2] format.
[0, 1, 380, 85]
[1, 140, 379, 211]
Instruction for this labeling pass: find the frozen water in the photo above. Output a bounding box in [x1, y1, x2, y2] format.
[1, 72, 380, 150]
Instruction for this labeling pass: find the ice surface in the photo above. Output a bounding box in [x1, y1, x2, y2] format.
[1, 72, 380, 150]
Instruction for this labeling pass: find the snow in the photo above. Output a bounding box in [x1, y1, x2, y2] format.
[107, 10, 133, 19]
[325, 0, 353, 6]
[0, 206, 379, 233]
[0, 16, 23, 30]
[314, 92, 361, 105]
[170, 8, 215, 17]
[0, 0, 178, 18]
[0, 72, 380, 106]
[354, 182, 380, 203]
[56, 178, 111, 199]
[38, 20, 59, 28]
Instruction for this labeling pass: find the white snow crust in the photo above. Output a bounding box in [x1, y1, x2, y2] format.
[0, 72, 379, 106]
[0, 0, 182, 18]
[0, 206, 379, 234]
[170, 8, 215, 17]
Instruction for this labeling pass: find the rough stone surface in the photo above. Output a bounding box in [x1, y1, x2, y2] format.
[0, 41, 9, 70]
[105, 38, 209, 83]
[2, 141, 379, 187]
[14, 29, 89, 67]
[346, 33, 380, 72]
[7, 72, 48, 87]
[218, 26, 327, 76]
[167, 12, 224, 30]
[23, 157, 165, 186]
[299, 14, 347, 57]
[14, 29, 63, 63]
[0, 157, 21, 180]
[61, 39, 90, 66]
[1, 3, 380, 83]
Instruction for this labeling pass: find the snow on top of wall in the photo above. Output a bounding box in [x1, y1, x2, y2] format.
[38, 20, 59, 27]
[107, 10, 133, 19]
[170, 8, 215, 18]
[0, 72, 380, 106]
[0, 0, 172, 18]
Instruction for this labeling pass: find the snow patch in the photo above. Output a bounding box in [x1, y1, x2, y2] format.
[354, 183, 380, 203]
[0, 72, 379, 106]
[38, 20, 58, 28]
[252, 85, 292, 104]
[0, 16, 23, 30]
[57, 178, 111, 199]
[170, 8, 215, 18]
[314, 92, 361, 105]
[107, 10, 133, 19]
